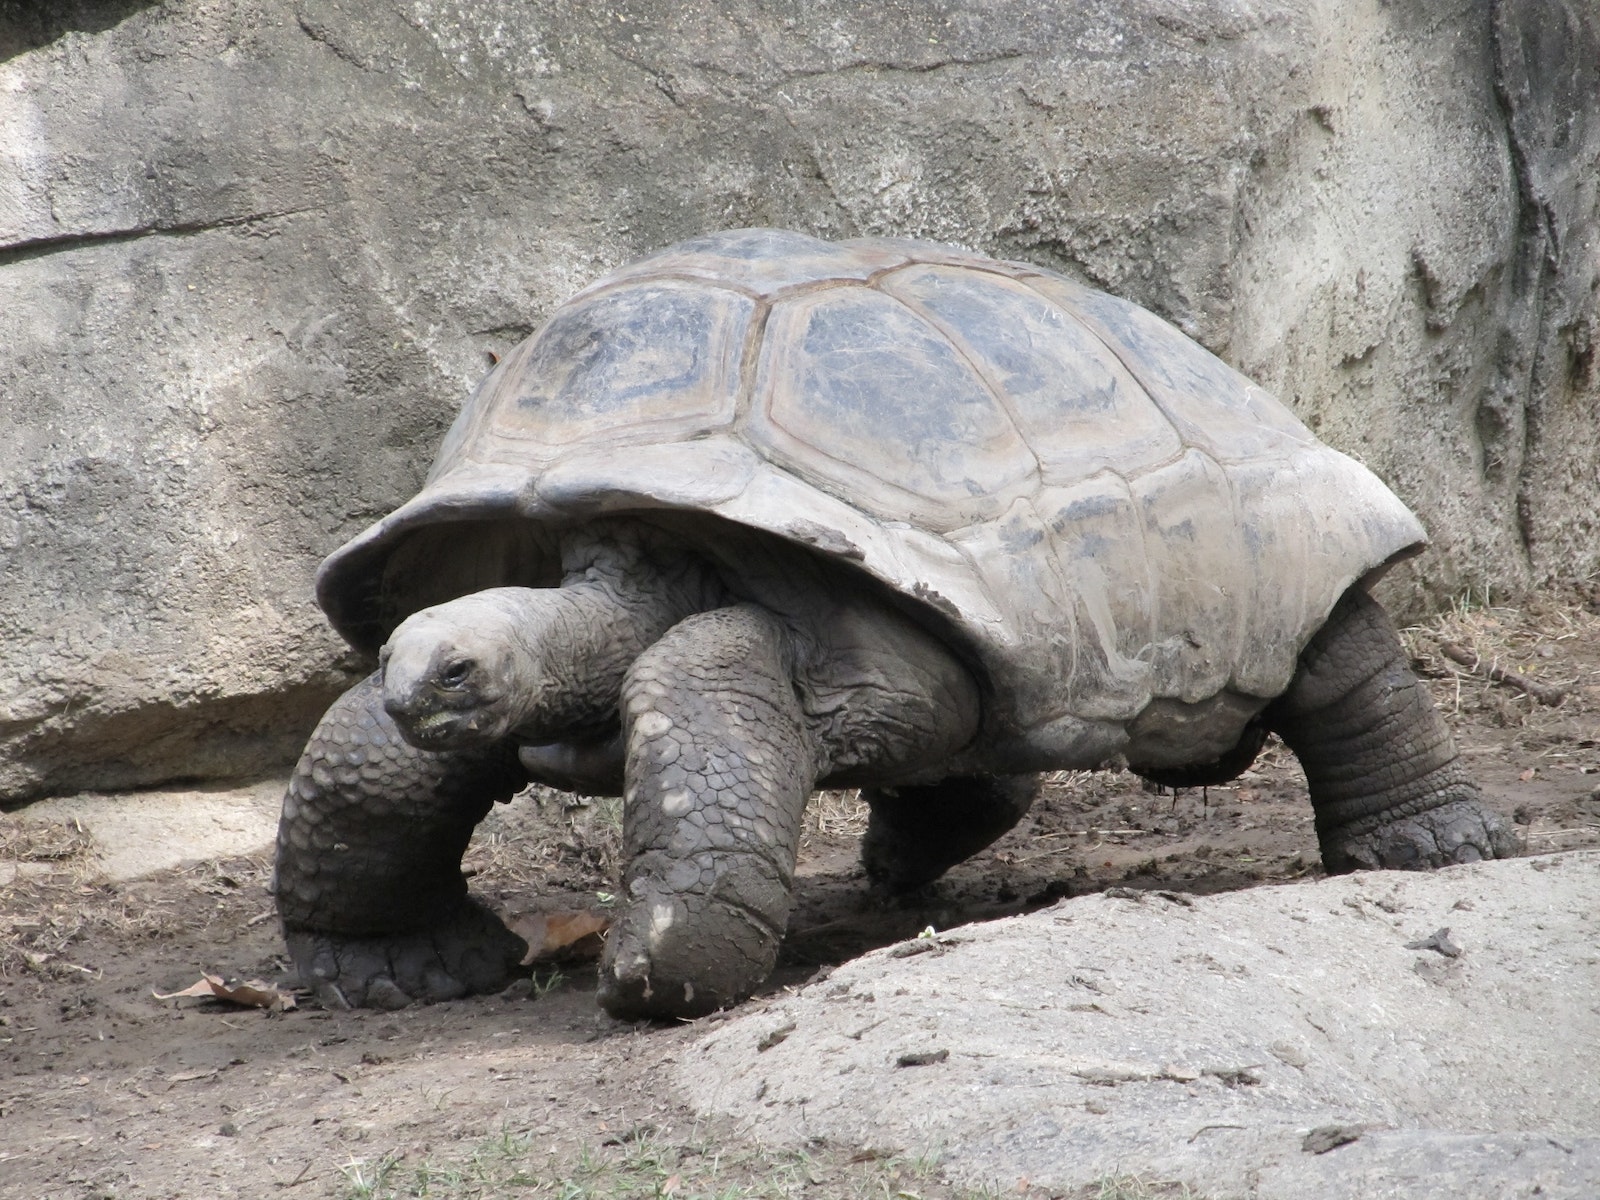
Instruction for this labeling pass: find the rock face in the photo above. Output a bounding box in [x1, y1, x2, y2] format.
[1, 0, 1597, 803]
[677, 852, 1600, 1199]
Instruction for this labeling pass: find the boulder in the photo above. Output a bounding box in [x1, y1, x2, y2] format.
[678, 852, 1600, 1199]
[1, 0, 1596, 801]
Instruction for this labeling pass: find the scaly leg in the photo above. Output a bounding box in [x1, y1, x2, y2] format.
[1264, 590, 1519, 872]
[275, 673, 527, 1008]
[599, 607, 820, 1019]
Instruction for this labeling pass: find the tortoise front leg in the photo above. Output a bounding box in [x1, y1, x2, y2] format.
[1264, 589, 1519, 872]
[275, 673, 528, 1008]
[599, 606, 821, 1020]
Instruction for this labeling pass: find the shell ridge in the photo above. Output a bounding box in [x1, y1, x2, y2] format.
[763, 277, 880, 303]
[1114, 444, 1193, 486]
[733, 299, 773, 429]
[573, 273, 766, 304]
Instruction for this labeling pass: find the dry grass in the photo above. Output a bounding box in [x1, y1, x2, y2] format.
[0, 814, 95, 865]
[1401, 589, 1600, 749]
[1073, 1178, 1205, 1200]
[464, 785, 625, 901]
[465, 785, 876, 892]
[1, 814, 101, 980]
[337, 1122, 1017, 1200]
[0, 813, 272, 986]
[802, 788, 869, 846]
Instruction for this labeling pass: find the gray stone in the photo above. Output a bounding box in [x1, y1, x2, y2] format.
[676, 851, 1600, 1199]
[1, 0, 1597, 801]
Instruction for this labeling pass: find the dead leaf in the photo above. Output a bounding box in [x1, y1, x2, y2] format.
[509, 909, 611, 965]
[153, 976, 223, 1000]
[1303, 1123, 1364, 1154]
[153, 973, 296, 1011]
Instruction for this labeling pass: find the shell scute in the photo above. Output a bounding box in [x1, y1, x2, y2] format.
[1036, 473, 1157, 716]
[483, 282, 752, 451]
[878, 264, 1184, 483]
[1023, 273, 1316, 463]
[748, 287, 1036, 525]
[1127, 450, 1245, 705]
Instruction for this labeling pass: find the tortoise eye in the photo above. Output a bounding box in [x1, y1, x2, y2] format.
[438, 659, 474, 688]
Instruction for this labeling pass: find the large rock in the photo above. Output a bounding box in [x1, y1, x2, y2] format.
[678, 852, 1600, 1199]
[1, 0, 1597, 802]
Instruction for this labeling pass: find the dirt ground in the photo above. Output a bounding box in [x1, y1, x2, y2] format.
[4, 592, 1600, 1200]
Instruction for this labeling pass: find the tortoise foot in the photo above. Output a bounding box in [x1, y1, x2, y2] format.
[285, 897, 528, 1010]
[598, 853, 787, 1021]
[1321, 798, 1520, 874]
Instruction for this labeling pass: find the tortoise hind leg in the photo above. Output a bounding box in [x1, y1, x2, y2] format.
[275, 673, 529, 1008]
[1263, 589, 1518, 872]
[860, 774, 1041, 891]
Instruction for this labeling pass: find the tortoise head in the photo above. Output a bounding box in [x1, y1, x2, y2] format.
[380, 592, 529, 751]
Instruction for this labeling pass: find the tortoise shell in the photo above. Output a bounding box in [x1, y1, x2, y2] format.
[317, 229, 1424, 770]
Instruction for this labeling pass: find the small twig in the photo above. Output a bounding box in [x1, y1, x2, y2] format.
[1189, 1122, 1247, 1143]
[1438, 641, 1565, 706]
[275, 1160, 317, 1188]
[1011, 844, 1080, 864]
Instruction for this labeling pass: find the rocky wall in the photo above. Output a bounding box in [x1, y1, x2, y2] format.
[1, 0, 1596, 802]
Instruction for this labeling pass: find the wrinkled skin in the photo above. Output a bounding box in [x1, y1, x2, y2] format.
[1259, 589, 1519, 872]
[275, 522, 1515, 1020]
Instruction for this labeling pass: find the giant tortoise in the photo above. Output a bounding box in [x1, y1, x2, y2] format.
[275, 228, 1516, 1019]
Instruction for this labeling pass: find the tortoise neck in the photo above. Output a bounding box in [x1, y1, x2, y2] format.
[505, 525, 724, 740]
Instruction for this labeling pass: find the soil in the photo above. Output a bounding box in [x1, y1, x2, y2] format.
[4, 592, 1600, 1200]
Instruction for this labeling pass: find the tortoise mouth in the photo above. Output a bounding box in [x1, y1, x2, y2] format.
[411, 710, 462, 735]
[389, 705, 494, 751]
